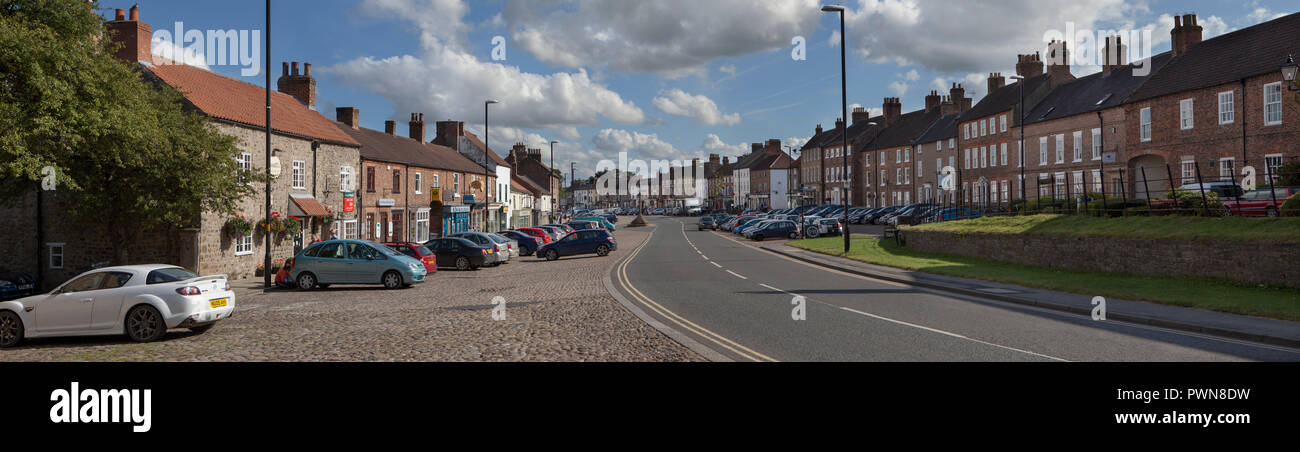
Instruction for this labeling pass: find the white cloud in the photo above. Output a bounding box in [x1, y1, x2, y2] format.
[700, 134, 750, 155]
[653, 89, 742, 126]
[326, 0, 648, 133]
[719, 65, 738, 78]
[785, 136, 811, 150]
[931, 73, 991, 103]
[1246, 7, 1288, 25]
[150, 38, 209, 70]
[505, 0, 822, 76]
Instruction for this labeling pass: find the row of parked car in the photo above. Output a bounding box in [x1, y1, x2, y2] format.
[699, 212, 842, 241]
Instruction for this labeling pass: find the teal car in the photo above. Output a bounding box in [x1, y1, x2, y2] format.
[574, 216, 617, 232]
[291, 240, 427, 290]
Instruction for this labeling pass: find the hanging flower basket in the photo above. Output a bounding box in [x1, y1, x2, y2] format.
[281, 216, 302, 238]
[224, 215, 253, 238]
[257, 212, 286, 234]
[320, 208, 335, 225]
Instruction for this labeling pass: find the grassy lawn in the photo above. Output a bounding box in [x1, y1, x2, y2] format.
[906, 214, 1300, 243]
[787, 237, 1300, 321]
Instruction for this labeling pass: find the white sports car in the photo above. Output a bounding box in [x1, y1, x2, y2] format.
[0, 265, 235, 348]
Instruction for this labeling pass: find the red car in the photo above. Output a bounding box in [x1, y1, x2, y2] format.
[514, 228, 553, 244]
[384, 242, 439, 274]
[1223, 187, 1299, 217]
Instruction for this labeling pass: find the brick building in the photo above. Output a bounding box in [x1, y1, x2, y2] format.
[505, 144, 559, 224]
[432, 121, 505, 232]
[858, 98, 942, 208]
[796, 123, 839, 205]
[956, 52, 1057, 206]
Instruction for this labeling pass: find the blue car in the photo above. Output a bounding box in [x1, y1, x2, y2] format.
[734, 220, 771, 235]
[291, 240, 427, 290]
[539, 229, 618, 261]
[499, 230, 542, 256]
[0, 271, 36, 301]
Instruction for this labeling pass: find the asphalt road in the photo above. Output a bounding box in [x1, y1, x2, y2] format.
[611, 216, 1300, 362]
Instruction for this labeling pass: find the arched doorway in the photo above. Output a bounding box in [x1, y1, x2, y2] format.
[1128, 154, 1168, 199]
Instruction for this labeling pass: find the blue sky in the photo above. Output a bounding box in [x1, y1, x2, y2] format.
[112, 0, 1296, 181]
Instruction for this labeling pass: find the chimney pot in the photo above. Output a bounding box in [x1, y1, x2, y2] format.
[129, 4, 138, 21]
[115, 9, 125, 21]
[104, 4, 152, 65]
[291, 62, 299, 76]
[304, 62, 312, 77]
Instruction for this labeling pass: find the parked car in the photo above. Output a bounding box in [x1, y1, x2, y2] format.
[0, 265, 234, 347]
[424, 237, 495, 270]
[735, 219, 772, 236]
[748, 220, 800, 241]
[1178, 182, 1245, 199]
[449, 232, 511, 265]
[293, 240, 427, 290]
[1223, 187, 1300, 217]
[928, 207, 985, 222]
[499, 230, 542, 256]
[385, 242, 440, 274]
[813, 218, 842, 236]
[698, 216, 718, 231]
[0, 271, 36, 301]
[567, 220, 601, 231]
[515, 227, 554, 245]
[489, 233, 520, 260]
[575, 216, 617, 232]
[538, 229, 618, 261]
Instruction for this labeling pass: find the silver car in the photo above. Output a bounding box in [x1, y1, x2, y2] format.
[450, 232, 511, 266]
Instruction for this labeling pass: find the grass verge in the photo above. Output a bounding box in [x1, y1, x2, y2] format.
[787, 236, 1300, 321]
[906, 214, 1300, 243]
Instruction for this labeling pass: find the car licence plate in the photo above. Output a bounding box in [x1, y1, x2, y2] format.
[209, 298, 228, 308]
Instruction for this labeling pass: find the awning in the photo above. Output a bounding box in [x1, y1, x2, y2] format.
[289, 195, 330, 217]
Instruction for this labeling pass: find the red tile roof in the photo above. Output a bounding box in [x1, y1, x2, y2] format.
[144, 62, 359, 147]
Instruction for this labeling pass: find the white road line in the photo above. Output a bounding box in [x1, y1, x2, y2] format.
[701, 255, 708, 260]
[726, 270, 748, 280]
[711, 262, 723, 268]
[838, 306, 1069, 362]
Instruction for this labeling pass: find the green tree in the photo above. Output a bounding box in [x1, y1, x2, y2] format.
[1, 0, 257, 262]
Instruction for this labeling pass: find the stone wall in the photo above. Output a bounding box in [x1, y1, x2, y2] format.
[903, 229, 1300, 289]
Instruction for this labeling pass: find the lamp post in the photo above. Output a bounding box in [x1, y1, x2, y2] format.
[822, 4, 850, 254]
[483, 100, 498, 232]
[1010, 74, 1027, 204]
[263, 0, 272, 289]
[550, 140, 559, 222]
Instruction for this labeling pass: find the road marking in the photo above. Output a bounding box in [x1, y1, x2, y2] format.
[615, 226, 776, 362]
[726, 270, 748, 280]
[711, 262, 723, 268]
[838, 306, 1069, 362]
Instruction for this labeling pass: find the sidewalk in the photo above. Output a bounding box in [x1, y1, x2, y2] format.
[228, 277, 282, 300]
[762, 242, 1300, 348]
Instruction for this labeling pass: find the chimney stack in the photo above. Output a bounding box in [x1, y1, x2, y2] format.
[882, 98, 902, 127]
[1171, 14, 1203, 56]
[434, 121, 466, 150]
[852, 106, 871, 125]
[1102, 35, 1128, 74]
[710, 154, 721, 166]
[105, 4, 153, 65]
[815, 124, 824, 135]
[277, 61, 317, 108]
[1046, 40, 1075, 87]
[765, 139, 782, 155]
[385, 120, 397, 136]
[337, 107, 360, 129]
[987, 73, 1006, 95]
[1016, 52, 1044, 78]
[409, 113, 428, 142]
[751, 143, 763, 154]
[925, 90, 942, 112]
[723, 156, 730, 166]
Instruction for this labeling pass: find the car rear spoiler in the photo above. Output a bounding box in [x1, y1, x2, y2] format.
[183, 274, 229, 284]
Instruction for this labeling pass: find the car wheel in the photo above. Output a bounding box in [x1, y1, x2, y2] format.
[382, 271, 403, 290]
[0, 310, 23, 348]
[296, 272, 317, 290]
[545, 249, 560, 261]
[456, 257, 472, 270]
[124, 305, 166, 343]
[752, 234, 763, 241]
[807, 229, 820, 238]
[1266, 207, 1279, 218]
[189, 323, 216, 334]
[789, 232, 798, 240]
[596, 245, 610, 257]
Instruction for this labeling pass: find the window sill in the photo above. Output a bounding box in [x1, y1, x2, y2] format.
[1264, 121, 1283, 127]
[235, 251, 253, 257]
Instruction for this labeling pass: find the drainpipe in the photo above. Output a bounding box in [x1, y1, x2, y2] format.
[35, 189, 43, 290]
[1240, 79, 1248, 163]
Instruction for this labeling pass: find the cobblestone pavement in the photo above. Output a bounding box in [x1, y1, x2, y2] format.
[0, 227, 704, 362]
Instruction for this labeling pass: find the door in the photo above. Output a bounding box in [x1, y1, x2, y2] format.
[311, 242, 346, 282]
[347, 242, 386, 283]
[89, 271, 133, 331]
[35, 272, 104, 333]
[431, 240, 455, 267]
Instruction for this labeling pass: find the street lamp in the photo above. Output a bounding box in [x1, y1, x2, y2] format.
[1283, 54, 1299, 91]
[483, 100, 498, 232]
[263, 0, 272, 289]
[822, 4, 850, 254]
[550, 140, 558, 222]
[1010, 75, 1027, 204]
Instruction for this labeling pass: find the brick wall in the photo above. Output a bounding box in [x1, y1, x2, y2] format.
[905, 230, 1300, 289]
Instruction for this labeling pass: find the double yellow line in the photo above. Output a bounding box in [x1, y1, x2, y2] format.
[615, 228, 778, 362]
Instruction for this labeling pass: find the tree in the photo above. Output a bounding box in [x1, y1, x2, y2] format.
[1, 0, 257, 263]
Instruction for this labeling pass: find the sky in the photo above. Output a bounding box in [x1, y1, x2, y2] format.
[112, 0, 1296, 184]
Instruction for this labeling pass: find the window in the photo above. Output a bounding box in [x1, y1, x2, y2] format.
[1181, 160, 1196, 186]
[1265, 154, 1284, 181]
[1001, 180, 1010, 202]
[980, 147, 988, 168]
[237, 153, 252, 183]
[415, 173, 423, 194]
[1218, 91, 1234, 124]
[1001, 143, 1008, 168]
[236, 232, 253, 256]
[1091, 129, 1102, 160]
[864, 153, 871, 167]
[1055, 134, 1065, 164]
[964, 124, 970, 139]
[392, 170, 401, 194]
[1180, 98, 1194, 129]
[1091, 169, 1103, 193]
[1000, 115, 1008, 133]
[1072, 171, 1085, 195]
[964, 149, 971, 169]
[366, 166, 376, 192]
[904, 148, 911, 163]
[1017, 141, 1023, 168]
[1219, 158, 1235, 182]
[453, 174, 461, 194]
[948, 138, 955, 149]
[291, 160, 305, 189]
[980, 120, 987, 136]
[936, 158, 942, 175]
[1264, 82, 1283, 126]
[949, 156, 955, 172]
[880, 170, 886, 187]
[340, 166, 354, 192]
[1039, 137, 1048, 166]
[917, 160, 923, 177]
[1140, 107, 1152, 142]
[47, 243, 64, 269]
[1054, 173, 1067, 198]
[1072, 131, 1083, 162]
[936, 140, 943, 151]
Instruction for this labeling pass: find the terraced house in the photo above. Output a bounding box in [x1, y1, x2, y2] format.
[433, 121, 506, 232]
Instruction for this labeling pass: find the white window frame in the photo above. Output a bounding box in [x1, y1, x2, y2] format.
[1000, 143, 1008, 168]
[980, 120, 987, 136]
[1039, 137, 1048, 166]
[47, 243, 65, 269]
[1219, 157, 1235, 182]
[1091, 169, 1103, 193]
[1264, 82, 1283, 126]
[981, 147, 988, 168]
[414, 172, 423, 194]
[291, 160, 306, 190]
[1140, 107, 1152, 142]
[235, 234, 253, 256]
[1181, 160, 1196, 186]
[1055, 134, 1065, 164]
[237, 152, 253, 184]
[1218, 91, 1235, 125]
[1000, 115, 1008, 133]
[1072, 131, 1083, 162]
[339, 166, 354, 192]
[1265, 154, 1284, 181]
[1179, 98, 1194, 130]
[432, 173, 440, 189]
[1091, 128, 1102, 160]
